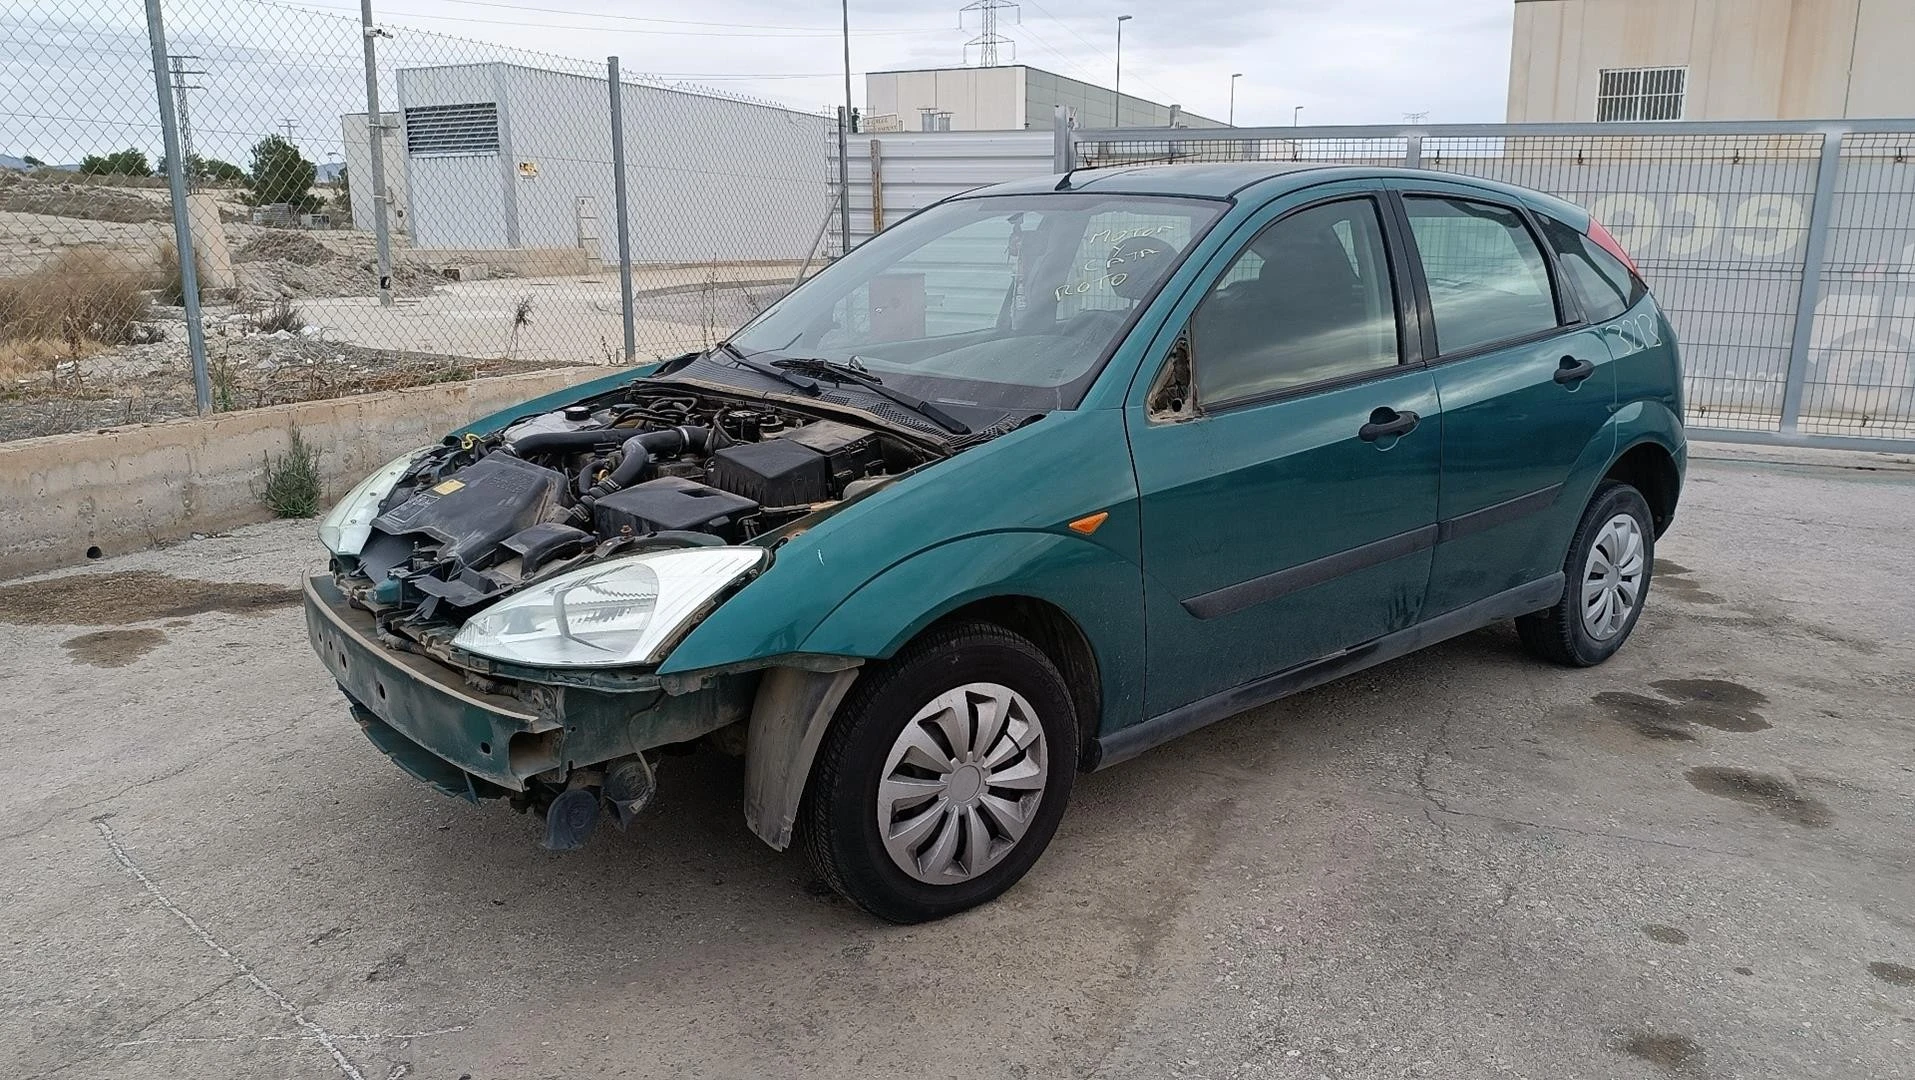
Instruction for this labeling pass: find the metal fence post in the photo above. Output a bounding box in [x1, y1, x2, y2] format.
[837, 106, 852, 256]
[1053, 104, 1074, 173]
[144, 0, 211, 415]
[607, 57, 636, 361]
[1404, 131, 1423, 169]
[359, 0, 395, 307]
[1779, 129, 1846, 434]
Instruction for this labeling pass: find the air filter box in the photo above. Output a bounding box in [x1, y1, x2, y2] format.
[592, 477, 758, 539]
[707, 438, 833, 506]
[780, 420, 882, 489]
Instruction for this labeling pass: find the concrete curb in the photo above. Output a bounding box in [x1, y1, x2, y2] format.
[1689, 438, 1915, 473]
[0, 367, 601, 580]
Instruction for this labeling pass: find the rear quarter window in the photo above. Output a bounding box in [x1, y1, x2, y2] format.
[1539, 215, 1646, 323]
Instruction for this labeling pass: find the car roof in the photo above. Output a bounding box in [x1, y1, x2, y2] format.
[964, 163, 1582, 219]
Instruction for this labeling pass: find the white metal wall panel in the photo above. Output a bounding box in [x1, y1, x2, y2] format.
[839, 130, 1056, 249]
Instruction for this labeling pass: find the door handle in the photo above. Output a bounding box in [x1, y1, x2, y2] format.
[1358, 407, 1420, 442]
[1554, 356, 1596, 385]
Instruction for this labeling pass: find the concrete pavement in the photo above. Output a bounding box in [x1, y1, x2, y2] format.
[2, 453, 1911, 1080]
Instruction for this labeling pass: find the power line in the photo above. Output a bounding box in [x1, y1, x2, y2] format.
[1017, 0, 1177, 103]
[258, 0, 949, 38]
[373, 0, 946, 34]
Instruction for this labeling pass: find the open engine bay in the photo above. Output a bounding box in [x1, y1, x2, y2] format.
[334, 382, 944, 647]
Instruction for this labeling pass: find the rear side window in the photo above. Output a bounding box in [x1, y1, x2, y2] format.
[1403, 196, 1559, 355]
[1539, 215, 1644, 322]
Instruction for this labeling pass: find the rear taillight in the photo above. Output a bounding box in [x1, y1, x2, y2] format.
[1586, 217, 1641, 278]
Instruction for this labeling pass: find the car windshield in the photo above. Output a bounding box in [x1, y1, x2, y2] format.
[726, 192, 1226, 411]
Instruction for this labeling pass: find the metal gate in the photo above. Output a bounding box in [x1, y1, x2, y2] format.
[1060, 116, 1915, 453]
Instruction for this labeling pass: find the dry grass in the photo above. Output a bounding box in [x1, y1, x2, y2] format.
[0, 248, 157, 375]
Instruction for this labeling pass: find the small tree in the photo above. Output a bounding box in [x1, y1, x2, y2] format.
[177, 155, 247, 184]
[22, 155, 45, 167]
[79, 149, 153, 177]
[247, 135, 320, 210]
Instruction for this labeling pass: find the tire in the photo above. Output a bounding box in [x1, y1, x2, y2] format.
[801, 621, 1078, 923]
[1517, 481, 1656, 667]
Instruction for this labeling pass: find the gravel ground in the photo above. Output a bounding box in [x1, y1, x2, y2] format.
[1, 449, 1911, 1080]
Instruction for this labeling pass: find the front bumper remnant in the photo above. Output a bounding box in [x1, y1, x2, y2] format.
[304, 576, 755, 802]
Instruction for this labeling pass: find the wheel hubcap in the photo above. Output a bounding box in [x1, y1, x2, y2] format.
[875, 681, 1048, 885]
[1581, 512, 1646, 641]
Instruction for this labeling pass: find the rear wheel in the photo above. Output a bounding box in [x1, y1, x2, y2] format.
[1518, 481, 1655, 667]
[801, 622, 1077, 923]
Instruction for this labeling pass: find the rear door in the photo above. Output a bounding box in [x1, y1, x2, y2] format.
[1126, 185, 1440, 716]
[1388, 181, 1617, 615]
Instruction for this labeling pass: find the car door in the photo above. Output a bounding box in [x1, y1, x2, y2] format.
[1388, 182, 1618, 615]
[1126, 187, 1441, 717]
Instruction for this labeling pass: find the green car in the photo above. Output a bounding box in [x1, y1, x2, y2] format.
[307, 164, 1684, 922]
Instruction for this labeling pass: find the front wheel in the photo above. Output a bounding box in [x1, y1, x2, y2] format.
[1518, 481, 1655, 667]
[801, 622, 1078, 923]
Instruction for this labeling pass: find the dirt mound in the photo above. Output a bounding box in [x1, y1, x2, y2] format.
[0, 177, 171, 225]
[235, 231, 338, 265]
[0, 570, 300, 625]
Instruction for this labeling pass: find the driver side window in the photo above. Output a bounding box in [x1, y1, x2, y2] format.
[1188, 198, 1402, 407]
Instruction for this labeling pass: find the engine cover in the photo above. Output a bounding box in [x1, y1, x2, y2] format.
[592, 477, 759, 540]
[371, 454, 567, 569]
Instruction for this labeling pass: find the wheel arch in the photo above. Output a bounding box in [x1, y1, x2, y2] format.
[1602, 439, 1682, 536]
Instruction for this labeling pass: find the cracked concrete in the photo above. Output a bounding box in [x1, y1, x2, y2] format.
[2, 450, 1913, 1079]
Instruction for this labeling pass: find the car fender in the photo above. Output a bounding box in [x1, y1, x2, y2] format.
[736, 528, 1147, 851]
[1553, 399, 1684, 548]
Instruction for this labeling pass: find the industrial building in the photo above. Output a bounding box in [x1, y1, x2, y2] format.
[865, 65, 1225, 132]
[341, 63, 833, 262]
[1507, 0, 1915, 122]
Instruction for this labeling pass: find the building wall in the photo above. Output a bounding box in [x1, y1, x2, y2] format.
[866, 66, 1227, 132]
[1507, 0, 1915, 121]
[396, 65, 513, 251]
[338, 112, 407, 234]
[394, 63, 833, 263]
[866, 68, 1027, 130]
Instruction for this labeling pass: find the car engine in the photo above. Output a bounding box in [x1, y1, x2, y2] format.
[336, 383, 941, 629]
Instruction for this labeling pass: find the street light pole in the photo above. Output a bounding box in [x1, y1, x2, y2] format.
[838, 0, 852, 256]
[1114, 14, 1131, 128]
[1229, 72, 1242, 127]
[1293, 104, 1304, 126]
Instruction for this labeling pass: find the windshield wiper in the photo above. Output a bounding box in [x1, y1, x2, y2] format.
[715, 341, 820, 396]
[771, 357, 971, 434]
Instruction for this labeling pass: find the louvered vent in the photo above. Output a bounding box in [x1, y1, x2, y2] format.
[404, 102, 500, 156]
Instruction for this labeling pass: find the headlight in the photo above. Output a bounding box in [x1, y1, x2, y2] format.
[451, 547, 768, 668]
[318, 447, 433, 556]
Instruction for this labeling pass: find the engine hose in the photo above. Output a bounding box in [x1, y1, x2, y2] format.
[565, 426, 713, 525]
[508, 428, 632, 456]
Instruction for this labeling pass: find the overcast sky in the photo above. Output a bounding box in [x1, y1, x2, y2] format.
[5, 0, 1517, 165]
[347, 0, 1520, 124]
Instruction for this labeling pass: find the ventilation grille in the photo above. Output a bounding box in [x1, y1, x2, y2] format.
[405, 102, 500, 156]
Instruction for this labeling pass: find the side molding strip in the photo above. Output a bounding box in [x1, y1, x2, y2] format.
[1183, 524, 1440, 620]
[1094, 573, 1565, 770]
[1181, 483, 1563, 621]
[1437, 483, 1562, 543]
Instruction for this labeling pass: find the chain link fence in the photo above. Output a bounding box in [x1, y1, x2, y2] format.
[1072, 121, 1915, 449]
[3, 0, 840, 442]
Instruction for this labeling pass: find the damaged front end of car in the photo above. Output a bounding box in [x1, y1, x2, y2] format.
[307, 377, 944, 849]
